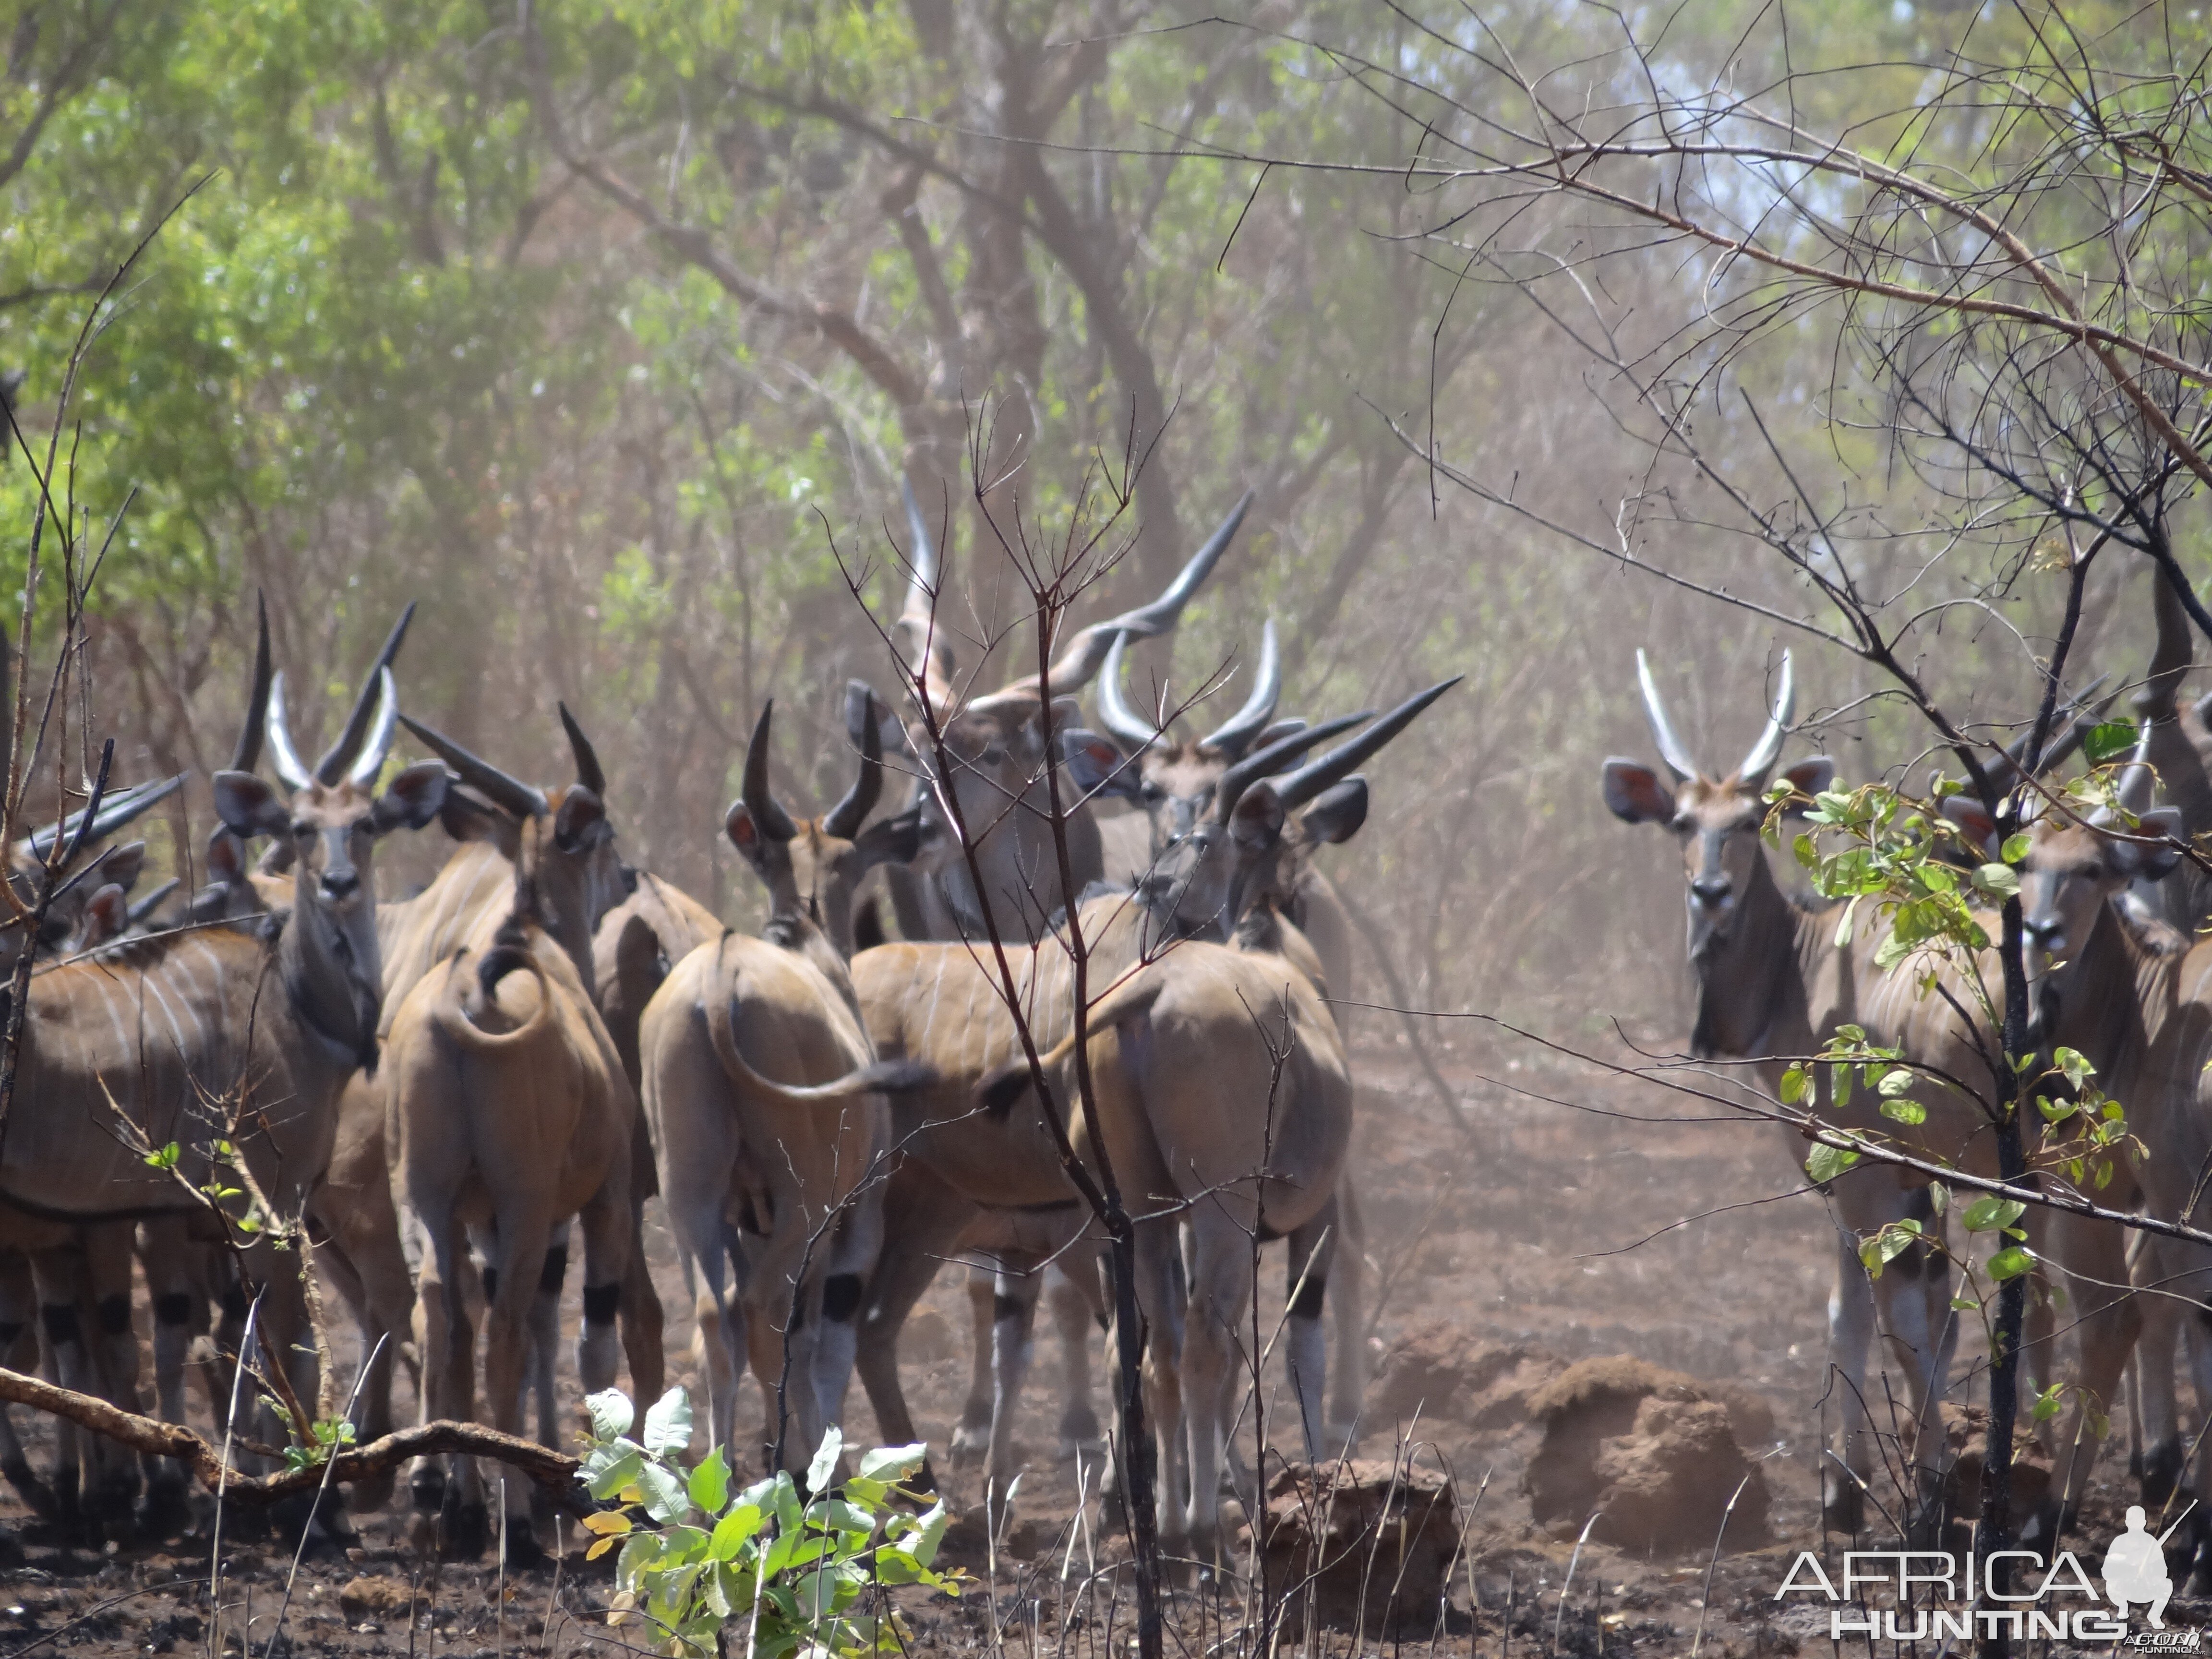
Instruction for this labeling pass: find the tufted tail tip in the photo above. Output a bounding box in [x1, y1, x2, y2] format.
[862, 1059, 936, 1094]
[476, 919, 535, 999]
[978, 1061, 1035, 1120]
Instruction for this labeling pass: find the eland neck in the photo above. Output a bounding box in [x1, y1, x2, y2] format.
[278, 871, 383, 1070]
[1687, 850, 1813, 1063]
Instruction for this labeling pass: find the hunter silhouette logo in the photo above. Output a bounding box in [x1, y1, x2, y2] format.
[2106, 1506, 2173, 1630]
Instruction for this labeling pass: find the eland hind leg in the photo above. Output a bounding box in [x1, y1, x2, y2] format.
[813, 1188, 884, 1436]
[0, 1250, 57, 1521]
[1049, 1243, 1108, 1457]
[950, 1262, 996, 1469]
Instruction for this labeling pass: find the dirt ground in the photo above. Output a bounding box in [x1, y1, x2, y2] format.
[0, 1028, 2183, 1657]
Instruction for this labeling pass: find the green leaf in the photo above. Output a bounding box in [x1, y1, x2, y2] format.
[143, 1141, 180, 1170]
[709, 1503, 764, 1562]
[614, 1530, 663, 1591]
[689, 1445, 730, 1517]
[1928, 1181, 1949, 1215]
[1835, 896, 1860, 949]
[587, 1389, 636, 1442]
[1950, 1296, 1979, 1310]
[2031, 1384, 2065, 1423]
[1988, 1246, 2035, 1282]
[1860, 1219, 1923, 1277]
[1877, 1067, 1914, 1097]
[1806, 1141, 1860, 1185]
[857, 1443, 927, 1482]
[643, 1387, 693, 1456]
[1880, 1098, 1927, 1125]
[1961, 1196, 2026, 1233]
[2000, 832, 2032, 865]
[805, 1425, 843, 1494]
[2053, 1047, 2094, 1089]
[636, 1459, 692, 1525]
[1972, 862, 2020, 899]
[907, 1502, 950, 1568]
[1779, 1065, 1808, 1105]
[581, 1445, 644, 1502]
[2084, 719, 2138, 764]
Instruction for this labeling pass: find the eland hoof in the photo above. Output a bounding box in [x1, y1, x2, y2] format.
[1821, 1470, 1865, 1535]
[503, 1519, 550, 1572]
[137, 1471, 192, 1541]
[440, 1490, 490, 1561]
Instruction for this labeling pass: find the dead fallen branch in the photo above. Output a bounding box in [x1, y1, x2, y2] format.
[0, 1366, 590, 1514]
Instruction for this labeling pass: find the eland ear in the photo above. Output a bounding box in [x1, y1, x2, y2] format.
[206, 828, 246, 886]
[1040, 695, 1083, 744]
[101, 840, 147, 894]
[854, 805, 923, 873]
[1300, 777, 1369, 845]
[553, 786, 606, 852]
[1601, 759, 1676, 825]
[1940, 795, 2002, 859]
[725, 799, 768, 859]
[212, 771, 290, 840]
[1061, 729, 1143, 802]
[439, 783, 520, 856]
[1229, 781, 1286, 854]
[82, 883, 128, 946]
[2116, 805, 2187, 883]
[1778, 756, 1837, 805]
[371, 760, 450, 834]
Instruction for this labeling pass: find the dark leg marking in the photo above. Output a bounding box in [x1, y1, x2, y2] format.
[153, 1293, 192, 1327]
[539, 1247, 568, 1296]
[1287, 1274, 1327, 1321]
[40, 1303, 80, 1345]
[97, 1294, 132, 1337]
[582, 1283, 621, 1326]
[823, 1274, 862, 1323]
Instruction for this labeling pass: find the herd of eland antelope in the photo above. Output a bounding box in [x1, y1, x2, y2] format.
[9, 510, 2212, 1576]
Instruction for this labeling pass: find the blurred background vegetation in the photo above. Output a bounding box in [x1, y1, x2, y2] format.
[0, 0, 2201, 1044]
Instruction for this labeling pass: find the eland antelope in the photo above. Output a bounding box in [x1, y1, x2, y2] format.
[1601, 652, 1937, 1528]
[295, 707, 669, 1528]
[1090, 621, 1382, 1445]
[639, 692, 927, 1470]
[876, 482, 1249, 945]
[851, 681, 1450, 1501]
[1600, 650, 2149, 1535]
[0, 648, 447, 1514]
[382, 708, 642, 1564]
[854, 489, 1249, 1470]
[846, 709, 1374, 1480]
[966, 683, 1455, 1549]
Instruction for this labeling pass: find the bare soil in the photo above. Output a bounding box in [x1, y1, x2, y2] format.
[0, 1034, 2182, 1656]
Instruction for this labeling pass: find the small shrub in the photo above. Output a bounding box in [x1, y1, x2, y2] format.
[577, 1387, 964, 1659]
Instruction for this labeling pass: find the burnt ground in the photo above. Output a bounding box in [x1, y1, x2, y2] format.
[0, 1027, 2190, 1657]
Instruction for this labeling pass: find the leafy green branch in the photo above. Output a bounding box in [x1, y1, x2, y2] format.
[576, 1388, 967, 1659]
